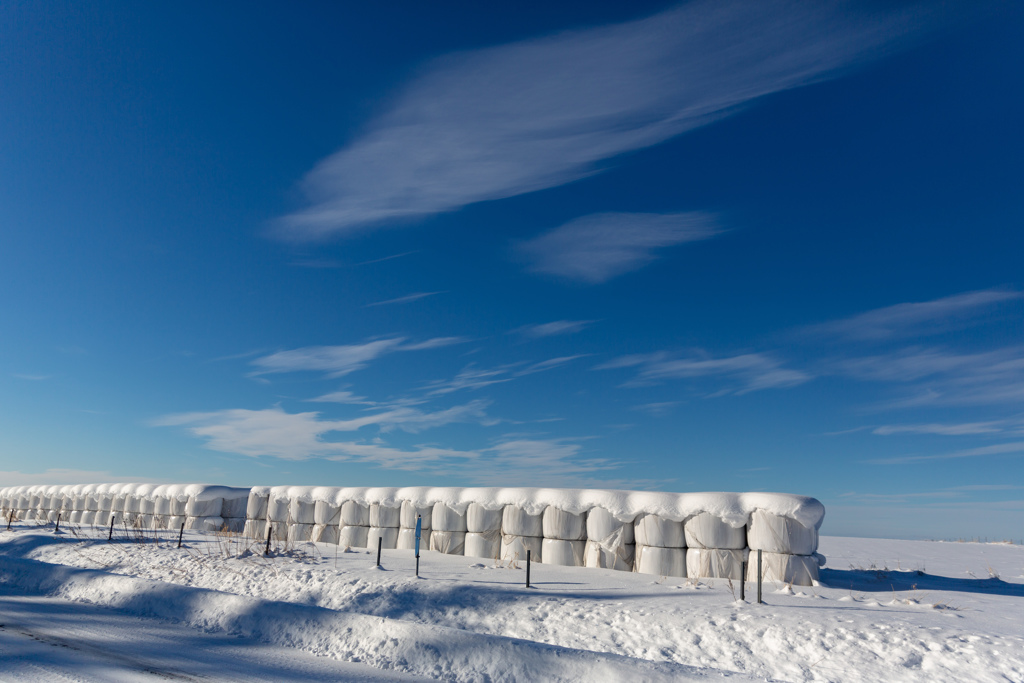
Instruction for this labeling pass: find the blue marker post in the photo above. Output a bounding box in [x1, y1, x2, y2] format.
[414, 514, 422, 577]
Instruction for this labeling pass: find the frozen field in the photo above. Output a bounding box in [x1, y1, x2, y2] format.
[1, 525, 1022, 682]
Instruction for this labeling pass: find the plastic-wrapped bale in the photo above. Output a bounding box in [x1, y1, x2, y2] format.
[125, 494, 143, 514]
[502, 505, 543, 537]
[267, 496, 291, 524]
[187, 516, 225, 532]
[288, 523, 314, 543]
[747, 510, 818, 555]
[397, 527, 431, 550]
[221, 493, 249, 520]
[268, 520, 288, 541]
[111, 494, 127, 513]
[370, 502, 401, 529]
[464, 503, 502, 559]
[186, 493, 221, 518]
[542, 506, 586, 541]
[400, 501, 432, 530]
[684, 512, 746, 550]
[341, 501, 369, 527]
[542, 538, 585, 566]
[69, 510, 83, 525]
[746, 551, 819, 586]
[86, 493, 100, 511]
[634, 513, 686, 548]
[97, 493, 113, 512]
[339, 524, 369, 548]
[635, 545, 686, 577]
[167, 515, 185, 532]
[246, 491, 269, 522]
[430, 530, 466, 555]
[314, 500, 341, 526]
[152, 515, 169, 530]
[500, 533, 542, 563]
[154, 496, 173, 517]
[686, 548, 746, 580]
[312, 523, 340, 544]
[432, 503, 467, 532]
[368, 526, 399, 550]
[584, 507, 635, 571]
[141, 497, 156, 515]
[289, 498, 316, 525]
[243, 518, 267, 540]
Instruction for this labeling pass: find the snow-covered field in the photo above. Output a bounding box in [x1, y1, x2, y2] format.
[1, 525, 1022, 682]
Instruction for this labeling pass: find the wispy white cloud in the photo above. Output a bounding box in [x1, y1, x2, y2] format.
[805, 289, 1022, 341]
[519, 212, 720, 283]
[872, 421, 1006, 436]
[365, 291, 444, 307]
[13, 373, 50, 381]
[251, 336, 467, 378]
[631, 401, 680, 417]
[425, 355, 586, 395]
[0, 469, 161, 486]
[514, 355, 589, 376]
[307, 390, 374, 405]
[866, 441, 1024, 465]
[513, 320, 595, 339]
[599, 350, 810, 395]
[279, 0, 936, 238]
[460, 437, 621, 487]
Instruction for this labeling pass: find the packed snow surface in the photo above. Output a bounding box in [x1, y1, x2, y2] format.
[2, 525, 1022, 682]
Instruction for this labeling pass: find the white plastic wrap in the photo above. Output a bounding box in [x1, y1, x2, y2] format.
[370, 503, 401, 528]
[246, 492, 269, 521]
[314, 500, 341, 526]
[747, 510, 818, 555]
[397, 527, 431, 550]
[542, 538, 585, 567]
[635, 545, 686, 577]
[686, 548, 746, 580]
[368, 526, 399, 550]
[466, 503, 503, 533]
[243, 519, 267, 540]
[268, 520, 288, 541]
[186, 516, 225, 532]
[339, 525, 369, 548]
[154, 497, 172, 516]
[430, 530, 466, 555]
[186, 496, 221, 518]
[400, 501, 433, 529]
[141, 498, 156, 515]
[684, 512, 746, 550]
[746, 551, 819, 586]
[500, 534, 543, 563]
[502, 505, 543, 537]
[112, 495, 126, 512]
[586, 507, 635, 545]
[432, 503, 468, 532]
[290, 498, 316, 525]
[464, 530, 501, 559]
[341, 501, 369, 527]
[267, 496, 290, 523]
[288, 523, 314, 543]
[584, 540, 635, 572]
[542, 506, 586, 541]
[311, 523, 339, 544]
[634, 513, 686, 548]
[69, 510, 83, 524]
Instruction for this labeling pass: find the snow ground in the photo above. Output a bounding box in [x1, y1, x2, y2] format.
[1, 525, 1023, 682]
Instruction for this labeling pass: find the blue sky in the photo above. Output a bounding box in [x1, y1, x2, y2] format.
[2, 1, 1022, 539]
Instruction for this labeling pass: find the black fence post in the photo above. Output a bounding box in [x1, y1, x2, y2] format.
[109, 515, 115, 541]
[526, 549, 531, 588]
[756, 549, 762, 604]
[740, 561, 746, 601]
[376, 536, 382, 567]
[177, 522, 185, 548]
[264, 525, 272, 556]
[55, 513, 61, 534]
[6, 511, 11, 531]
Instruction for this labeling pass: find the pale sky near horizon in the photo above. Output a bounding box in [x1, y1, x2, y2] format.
[2, 1, 1023, 539]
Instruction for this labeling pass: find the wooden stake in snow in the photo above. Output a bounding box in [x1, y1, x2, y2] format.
[109, 515, 115, 541]
[526, 549, 532, 588]
[177, 522, 185, 548]
[740, 560, 746, 601]
[264, 525, 272, 556]
[756, 549, 762, 604]
[55, 513, 61, 534]
[376, 535, 382, 567]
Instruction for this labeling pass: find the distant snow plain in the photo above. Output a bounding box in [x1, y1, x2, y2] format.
[0, 527, 1022, 682]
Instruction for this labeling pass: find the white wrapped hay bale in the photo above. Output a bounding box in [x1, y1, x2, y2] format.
[288, 523, 314, 543]
[339, 525, 369, 548]
[268, 520, 288, 541]
[267, 496, 291, 523]
[223, 518, 244, 533]
[368, 526, 399, 550]
[289, 498, 316, 525]
[152, 515, 169, 530]
[634, 513, 686, 548]
[243, 518, 267, 540]
[684, 512, 746, 550]
[186, 516, 225, 532]
[542, 538, 585, 566]
[584, 540, 635, 572]
[465, 531, 501, 559]
[542, 506, 586, 541]
[500, 534, 542, 563]
[97, 494, 113, 512]
[467, 503, 502, 533]
[746, 551, 819, 586]
[46, 510, 60, 524]
[747, 510, 818, 555]
[370, 503, 401, 528]
[502, 505, 543, 537]
[126, 495, 143, 514]
[221, 496, 248, 520]
[112, 495, 126, 512]
[432, 503, 467, 532]
[167, 515, 185, 531]
[86, 494, 100, 511]
[73, 494, 88, 511]
[186, 494, 221, 518]
[686, 548, 746, 580]
[69, 510, 83, 525]
[341, 501, 369, 527]
[312, 523, 339, 544]
[139, 514, 154, 529]
[430, 530, 466, 555]
[246, 491, 269, 521]
[314, 500, 341, 526]
[154, 497, 173, 516]
[141, 497, 156, 515]
[586, 507, 634, 545]
[635, 545, 686, 577]
[400, 501, 432, 529]
[397, 527, 431, 550]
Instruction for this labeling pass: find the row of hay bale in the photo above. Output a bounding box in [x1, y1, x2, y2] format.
[241, 487, 825, 585]
[0, 484, 250, 533]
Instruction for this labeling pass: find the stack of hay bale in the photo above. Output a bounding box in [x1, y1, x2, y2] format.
[542, 506, 587, 566]
[465, 503, 502, 559]
[398, 501, 431, 550]
[746, 509, 822, 585]
[500, 504, 544, 563]
[634, 513, 687, 577]
[584, 507, 634, 571]
[430, 502, 466, 555]
[368, 501, 401, 550]
[684, 512, 747, 580]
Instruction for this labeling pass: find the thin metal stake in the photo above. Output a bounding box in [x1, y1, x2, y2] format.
[109, 515, 115, 541]
[756, 549, 762, 604]
[526, 549, 531, 588]
[6, 511, 11, 531]
[740, 561, 746, 601]
[376, 536, 382, 567]
[264, 525, 272, 555]
[177, 522, 185, 548]
[55, 513, 61, 534]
